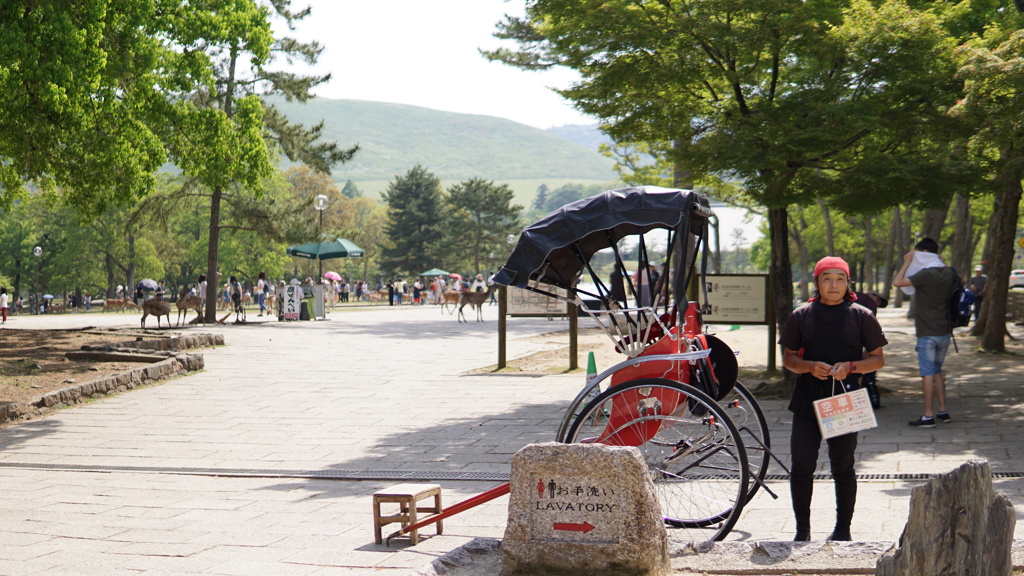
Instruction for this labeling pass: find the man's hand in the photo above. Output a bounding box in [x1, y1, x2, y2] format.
[809, 361, 835, 380]
[828, 362, 852, 381]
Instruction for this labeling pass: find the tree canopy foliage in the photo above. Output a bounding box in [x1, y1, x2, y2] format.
[486, 0, 1021, 348]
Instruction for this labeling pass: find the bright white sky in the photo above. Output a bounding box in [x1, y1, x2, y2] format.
[286, 0, 595, 129]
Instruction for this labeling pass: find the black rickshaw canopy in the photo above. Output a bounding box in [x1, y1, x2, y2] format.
[493, 186, 712, 291]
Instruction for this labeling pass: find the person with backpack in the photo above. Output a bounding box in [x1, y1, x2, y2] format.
[780, 256, 887, 542]
[968, 266, 988, 322]
[893, 237, 954, 428]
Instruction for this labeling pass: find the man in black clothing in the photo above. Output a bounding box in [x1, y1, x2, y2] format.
[968, 266, 987, 322]
[779, 256, 888, 542]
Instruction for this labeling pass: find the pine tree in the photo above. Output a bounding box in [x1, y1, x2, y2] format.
[380, 166, 445, 276]
[341, 180, 362, 199]
[443, 178, 523, 274]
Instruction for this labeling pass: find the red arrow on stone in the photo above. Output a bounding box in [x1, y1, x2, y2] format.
[553, 521, 595, 533]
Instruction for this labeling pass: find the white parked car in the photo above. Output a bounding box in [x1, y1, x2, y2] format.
[1010, 270, 1024, 289]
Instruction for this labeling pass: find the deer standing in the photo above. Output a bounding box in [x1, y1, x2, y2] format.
[141, 297, 172, 329]
[176, 293, 204, 326]
[457, 285, 496, 323]
[441, 290, 461, 314]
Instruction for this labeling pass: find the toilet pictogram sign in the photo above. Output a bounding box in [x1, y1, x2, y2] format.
[529, 477, 624, 544]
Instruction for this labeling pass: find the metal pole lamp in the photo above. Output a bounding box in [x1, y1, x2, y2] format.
[313, 194, 329, 280]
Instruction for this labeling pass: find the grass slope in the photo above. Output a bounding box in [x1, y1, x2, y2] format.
[271, 97, 617, 182]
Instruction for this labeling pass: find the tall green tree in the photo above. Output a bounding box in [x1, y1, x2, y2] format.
[953, 21, 1024, 351]
[380, 166, 446, 276]
[443, 178, 523, 274]
[160, 1, 357, 321]
[0, 0, 168, 214]
[488, 0, 961, 329]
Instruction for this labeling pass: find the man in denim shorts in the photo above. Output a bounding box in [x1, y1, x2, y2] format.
[893, 238, 954, 427]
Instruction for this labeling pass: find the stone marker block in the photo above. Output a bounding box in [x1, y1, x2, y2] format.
[876, 459, 1015, 576]
[502, 442, 669, 576]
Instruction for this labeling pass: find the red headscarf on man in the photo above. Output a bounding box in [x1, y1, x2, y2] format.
[810, 256, 857, 302]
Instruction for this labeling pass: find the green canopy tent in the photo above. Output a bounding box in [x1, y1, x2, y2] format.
[420, 268, 450, 277]
[286, 238, 365, 279]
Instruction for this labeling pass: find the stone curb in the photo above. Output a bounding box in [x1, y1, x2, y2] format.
[86, 332, 224, 352]
[0, 333, 221, 425]
[412, 537, 502, 576]
[411, 539, 1024, 575]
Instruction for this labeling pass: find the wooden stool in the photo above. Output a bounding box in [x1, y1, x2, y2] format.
[372, 483, 443, 545]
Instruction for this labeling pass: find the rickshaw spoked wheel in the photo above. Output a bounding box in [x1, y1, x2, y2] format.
[563, 377, 749, 543]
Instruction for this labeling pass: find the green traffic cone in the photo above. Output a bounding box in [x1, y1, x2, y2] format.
[584, 351, 599, 401]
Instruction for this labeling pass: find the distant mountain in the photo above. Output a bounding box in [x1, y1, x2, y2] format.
[269, 97, 616, 182]
[546, 124, 613, 154]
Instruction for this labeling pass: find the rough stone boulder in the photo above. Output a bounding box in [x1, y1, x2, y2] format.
[501, 442, 669, 576]
[876, 459, 1015, 576]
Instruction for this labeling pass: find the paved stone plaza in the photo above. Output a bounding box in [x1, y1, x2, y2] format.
[0, 304, 1021, 574]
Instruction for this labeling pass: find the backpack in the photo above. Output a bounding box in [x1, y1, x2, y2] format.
[948, 268, 974, 328]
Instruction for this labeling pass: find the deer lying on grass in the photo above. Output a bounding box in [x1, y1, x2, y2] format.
[141, 297, 172, 329]
[457, 285, 496, 323]
[104, 298, 139, 312]
[176, 293, 203, 326]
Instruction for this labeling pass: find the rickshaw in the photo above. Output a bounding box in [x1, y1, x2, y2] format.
[493, 186, 781, 542]
[386, 186, 783, 545]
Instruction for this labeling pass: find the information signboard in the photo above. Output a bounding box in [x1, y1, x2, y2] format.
[701, 274, 769, 324]
[508, 285, 569, 317]
[283, 285, 302, 321]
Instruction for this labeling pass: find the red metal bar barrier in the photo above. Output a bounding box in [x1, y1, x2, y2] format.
[385, 482, 511, 545]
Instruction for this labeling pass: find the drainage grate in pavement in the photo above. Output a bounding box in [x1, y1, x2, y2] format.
[0, 461, 510, 482]
[1, 462, 1022, 482]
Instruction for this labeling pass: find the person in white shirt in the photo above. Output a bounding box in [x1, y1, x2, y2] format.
[393, 278, 407, 305]
[256, 272, 269, 316]
[470, 274, 486, 292]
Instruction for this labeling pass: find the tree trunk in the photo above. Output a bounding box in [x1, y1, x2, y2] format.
[103, 253, 114, 298]
[863, 218, 874, 292]
[922, 205, 948, 245]
[709, 215, 722, 274]
[950, 194, 973, 276]
[126, 230, 137, 304]
[769, 206, 793, 330]
[882, 208, 898, 303]
[980, 156, 1023, 352]
[790, 209, 810, 302]
[818, 198, 835, 255]
[203, 48, 238, 322]
[205, 185, 223, 322]
[897, 205, 917, 310]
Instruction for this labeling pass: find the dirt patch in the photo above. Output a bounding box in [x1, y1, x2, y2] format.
[0, 329, 154, 405]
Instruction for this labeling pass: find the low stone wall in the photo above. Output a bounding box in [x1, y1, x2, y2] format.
[0, 332, 220, 426]
[82, 332, 224, 352]
[0, 352, 203, 424]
